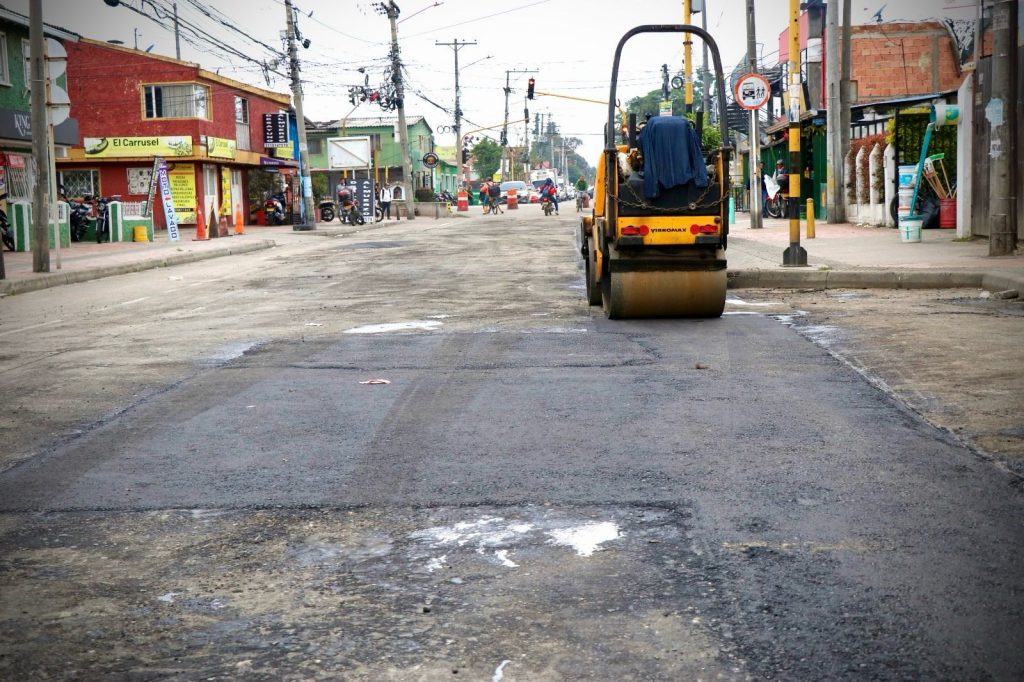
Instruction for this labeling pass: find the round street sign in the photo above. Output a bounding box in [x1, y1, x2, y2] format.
[734, 72, 771, 110]
[422, 152, 439, 168]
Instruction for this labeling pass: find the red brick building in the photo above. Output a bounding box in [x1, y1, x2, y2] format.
[57, 38, 296, 230]
[846, 22, 964, 102]
[778, 17, 966, 108]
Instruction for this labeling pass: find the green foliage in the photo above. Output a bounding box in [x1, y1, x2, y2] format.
[621, 88, 722, 151]
[312, 173, 329, 201]
[414, 188, 435, 202]
[471, 138, 503, 180]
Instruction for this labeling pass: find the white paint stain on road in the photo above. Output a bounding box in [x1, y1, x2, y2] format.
[492, 660, 511, 681]
[344, 321, 443, 334]
[547, 521, 622, 557]
[494, 550, 518, 567]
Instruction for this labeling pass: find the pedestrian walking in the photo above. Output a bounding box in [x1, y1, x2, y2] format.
[379, 181, 393, 220]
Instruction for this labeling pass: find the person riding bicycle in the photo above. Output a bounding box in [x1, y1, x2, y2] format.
[479, 181, 491, 212]
[574, 176, 588, 210]
[540, 177, 559, 214]
[487, 180, 503, 213]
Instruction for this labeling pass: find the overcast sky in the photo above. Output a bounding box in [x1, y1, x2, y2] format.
[9, 0, 976, 163]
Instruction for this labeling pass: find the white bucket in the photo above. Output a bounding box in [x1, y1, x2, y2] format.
[898, 187, 914, 216]
[899, 216, 922, 243]
[898, 165, 918, 189]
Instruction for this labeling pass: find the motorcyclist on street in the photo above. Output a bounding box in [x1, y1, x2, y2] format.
[540, 177, 559, 215]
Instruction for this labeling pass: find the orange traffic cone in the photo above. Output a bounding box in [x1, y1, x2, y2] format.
[234, 208, 245, 235]
[193, 207, 208, 241]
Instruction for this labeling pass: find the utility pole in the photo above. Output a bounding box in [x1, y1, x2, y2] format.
[436, 39, 475, 185]
[746, 0, 762, 229]
[380, 2, 415, 219]
[700, 1, 711, 123]
[502, 69, 534, 181]
[172, 1, 180, 59]
[30, 0, 49, 272]
[840, 0, 851, 220]
[987, 0, 1017, 255]
[783, 0, 807, 266]
[825, 0, 844, 222]
[284, 0, 316, 230]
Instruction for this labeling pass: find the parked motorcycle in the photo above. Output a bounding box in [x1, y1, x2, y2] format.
[0, 192, 12, 251]
[67, 195, 92, 242]
[318, 198, 336, 222]
[344, 199, 365, 226]
[94, 195, 111, 243]
[264, 193, 285, 225]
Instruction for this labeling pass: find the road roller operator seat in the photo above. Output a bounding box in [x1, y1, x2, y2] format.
[617, 115, 721, 218]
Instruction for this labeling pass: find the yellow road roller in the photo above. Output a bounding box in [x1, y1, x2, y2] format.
[581, 24, 731, 318]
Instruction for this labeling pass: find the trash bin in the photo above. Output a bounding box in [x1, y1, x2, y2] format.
[939, 198, 956, 229]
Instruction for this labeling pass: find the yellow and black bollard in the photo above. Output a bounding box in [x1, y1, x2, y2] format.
[782, 0, 808, 266]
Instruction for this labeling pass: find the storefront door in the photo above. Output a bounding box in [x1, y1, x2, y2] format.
[230, 170, 243, 225]
[202, 164, 218, 225]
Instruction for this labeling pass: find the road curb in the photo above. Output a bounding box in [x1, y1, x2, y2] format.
[0, 240, 277, 296]
[728, 268, 1023, 292]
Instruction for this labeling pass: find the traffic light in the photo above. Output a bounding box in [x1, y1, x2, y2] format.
[527, 78, 535, 100]
[462, 148, 469, 163]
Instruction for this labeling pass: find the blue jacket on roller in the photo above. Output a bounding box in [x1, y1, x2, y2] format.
[639, 116, 708, 200]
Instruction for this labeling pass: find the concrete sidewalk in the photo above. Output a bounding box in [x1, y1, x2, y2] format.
[0, 214, 1022, 296]
[727, 216, 1024, 293]
[0, 220, 384, 296]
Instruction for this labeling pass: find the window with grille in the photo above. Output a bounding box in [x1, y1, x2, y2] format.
[59, 169, 100, 199]
[7, 155, 33, 200]
[308, 137, 321, 154]
[143, 84, 209, 119]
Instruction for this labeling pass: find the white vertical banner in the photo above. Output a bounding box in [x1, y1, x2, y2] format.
[157, 161, 180, 242]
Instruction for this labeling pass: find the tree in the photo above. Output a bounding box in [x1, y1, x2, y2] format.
[623, 87, 722, 151]
[471, 138, 503, 180]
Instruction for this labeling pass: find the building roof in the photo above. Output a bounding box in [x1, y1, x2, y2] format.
[77, 38, 291, 106]
[0, 6, 79, 41]
[310, 115, 430, 132]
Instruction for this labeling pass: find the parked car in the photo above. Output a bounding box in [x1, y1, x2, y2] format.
[498, 180, 536, 204]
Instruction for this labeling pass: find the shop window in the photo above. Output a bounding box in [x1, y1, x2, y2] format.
[59, 169, 100, 199]
[143, 83, 209, 119]
[0, 33, 9, 86]
[127, 167, 153, 195]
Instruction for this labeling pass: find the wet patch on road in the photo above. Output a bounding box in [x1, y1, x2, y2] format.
[0, 505, 745, 680]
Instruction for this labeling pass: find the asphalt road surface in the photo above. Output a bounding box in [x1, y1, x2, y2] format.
[1, 207, 1022, 680]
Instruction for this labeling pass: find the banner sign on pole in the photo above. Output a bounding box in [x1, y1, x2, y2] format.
[262, 113, 290, 148]
[157, 160, 180, 241]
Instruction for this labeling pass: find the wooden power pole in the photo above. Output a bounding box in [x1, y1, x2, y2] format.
[987, 0, 1017, 255]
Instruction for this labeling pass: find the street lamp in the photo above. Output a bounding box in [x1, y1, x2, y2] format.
[102, 0, 181, 59]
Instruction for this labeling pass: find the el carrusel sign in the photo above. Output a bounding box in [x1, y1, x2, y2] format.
[83, 136, 194, 158]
